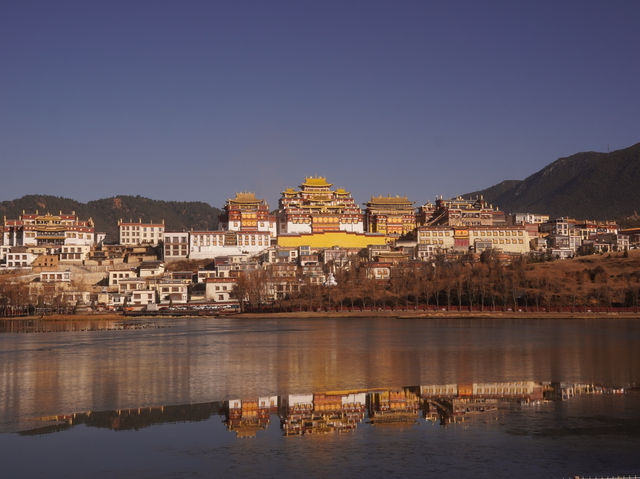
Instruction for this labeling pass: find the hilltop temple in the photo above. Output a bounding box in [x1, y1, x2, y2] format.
[276, 177, 386, 249]
[219, 192, 277, 237]
[365, 195, 416, 237]
[3, 210, 96, 248]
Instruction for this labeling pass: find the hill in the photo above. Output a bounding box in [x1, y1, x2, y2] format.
[0, 195, 222, 241]
[465, 142, 640, 219]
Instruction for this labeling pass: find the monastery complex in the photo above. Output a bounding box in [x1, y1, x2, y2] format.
[1, 175, 635, 313]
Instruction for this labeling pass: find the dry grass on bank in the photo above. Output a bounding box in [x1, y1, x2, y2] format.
[521, 250, 640, 304]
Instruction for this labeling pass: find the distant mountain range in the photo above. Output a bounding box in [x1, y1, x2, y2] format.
[465, 142, 640, 220]
[3, 142, 639, 240]
[0, 195, 222, 242]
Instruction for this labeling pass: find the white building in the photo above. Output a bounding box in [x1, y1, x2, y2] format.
[59, 245, 91, 263]
[417, 225, 530, 256]
[109, 268, 136, 286]
[189, 231, 270, 259]
[205, 278, 237, 302]
[129, 290, 156, 306]
[2, 251, 37, 269]
[163, 232, 189, 260]
[514, 213, 550, 225]
[40, 271, 71, 282]
[154, 280, 188, 304]
[138, 261, 165, 277]
[118, 219, 165, 246]
[117, 278, 147, 294]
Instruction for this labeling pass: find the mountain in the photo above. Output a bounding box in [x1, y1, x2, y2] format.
[465, 142, 640, 219]
[0, 195, 222, 242]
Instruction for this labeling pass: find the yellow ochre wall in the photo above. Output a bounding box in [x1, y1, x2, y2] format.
[277, 231, 388, 249]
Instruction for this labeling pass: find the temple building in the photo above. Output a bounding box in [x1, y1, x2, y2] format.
[277, 177, 364, 235]
[2, 210, 95, 248]
[365, 195, 416, 237]
[276, 177, 387, 249]
[417, 195, 506, 227]
[417, 225, 530, 256]
[219, 192, 277, 238]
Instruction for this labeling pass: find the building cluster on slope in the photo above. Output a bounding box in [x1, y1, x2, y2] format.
[1, 176, 636, 312]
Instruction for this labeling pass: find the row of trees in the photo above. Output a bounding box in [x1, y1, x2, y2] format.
[0, 275, 76, 316]
[235, 253, 640, 312]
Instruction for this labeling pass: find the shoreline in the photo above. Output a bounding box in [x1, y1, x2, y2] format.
[233, 310, 640, 320]
[2, 310, 639, 321]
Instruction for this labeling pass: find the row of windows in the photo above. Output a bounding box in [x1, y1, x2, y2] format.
[192, 235, 224, 246]
[477, 387, 527, 394]
[61, 253, 83, 259]
[471, 230, 524, 237]
[420, 238, 525, 246]
[165, 246, 188, 256]
[120, 226, 163, 232]
[111, 272, 134, 279]
[421, 230, 525, 237]
[6, 261, 29, 267]
[161, 286, 184, 293]
[165, 236, 188, 243]
[42, 273, 69, 280]
[122, 232, 161, 237]
[423, 387, 457, 394]
[238, 235, 268, 246]
[62, 247, 86, 252]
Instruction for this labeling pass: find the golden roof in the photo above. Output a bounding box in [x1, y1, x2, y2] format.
[368, 195, 413, 205]
[229, 191, 261, 204]
[302, 176, 332, 187]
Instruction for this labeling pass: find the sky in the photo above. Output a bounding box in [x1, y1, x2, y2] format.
[1, 0, 639, 209]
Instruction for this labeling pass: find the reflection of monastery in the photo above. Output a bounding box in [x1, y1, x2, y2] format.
[22, 382, 619, 437]
[282, 392, 367, 435]
[225, 396, 278, 438]
[368, 389, 420, 424]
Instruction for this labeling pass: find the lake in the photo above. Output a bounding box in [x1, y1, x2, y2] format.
[1, 317, 639, 478]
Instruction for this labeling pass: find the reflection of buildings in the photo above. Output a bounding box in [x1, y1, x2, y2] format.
[426, 397, 499, 424]
[20, 381, 623, 437]
[281, 392, 367, 435]
[368, 389, 420, 424]
[22, 402, 225, 436]
[421, 381, 543, 424]
[544, 382, 606, 401]
[225, 396, 278, 438]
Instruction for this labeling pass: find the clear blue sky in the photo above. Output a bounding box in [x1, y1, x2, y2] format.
[2, 0, 639, 209]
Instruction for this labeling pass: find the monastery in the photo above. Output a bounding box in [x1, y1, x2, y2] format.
[276, 177, 387, 249]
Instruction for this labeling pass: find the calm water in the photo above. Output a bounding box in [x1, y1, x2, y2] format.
[1, 317, 639, 478]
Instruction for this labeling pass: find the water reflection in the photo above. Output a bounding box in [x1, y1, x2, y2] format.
[21, 381, 631, 438]
[2, 317, 639, 435]
[0, 318, 158, 333]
